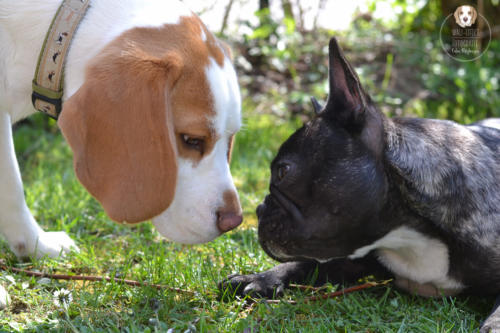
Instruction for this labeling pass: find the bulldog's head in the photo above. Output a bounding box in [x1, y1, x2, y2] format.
[257, 38, 388, 263]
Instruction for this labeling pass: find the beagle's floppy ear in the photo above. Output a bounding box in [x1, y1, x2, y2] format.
[454, 7, 461, 24]
[471, 7, 478, 24]
[59, 41, 183, 224]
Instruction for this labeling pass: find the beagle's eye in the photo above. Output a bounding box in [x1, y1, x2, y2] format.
[181, 134, 205, 153]
[277, 164, 291, 181]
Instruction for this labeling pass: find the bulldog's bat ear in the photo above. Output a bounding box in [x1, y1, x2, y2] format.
[324, 37, 368, 129]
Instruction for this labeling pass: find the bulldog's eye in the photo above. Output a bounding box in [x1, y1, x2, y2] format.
[182, 134, 205, 153]
[277, 164, 290, 181]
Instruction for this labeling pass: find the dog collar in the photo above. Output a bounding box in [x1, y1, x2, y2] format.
[32, 0, 90, 119]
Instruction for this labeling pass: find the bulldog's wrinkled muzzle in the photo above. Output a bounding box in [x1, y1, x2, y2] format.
[269, 185, 305, 224]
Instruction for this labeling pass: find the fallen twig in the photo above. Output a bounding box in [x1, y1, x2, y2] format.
[263, 279, 393, 305]
[289, 283, 328, 292]
[0, 263, 195, 295]
[1, 260, 391, 304]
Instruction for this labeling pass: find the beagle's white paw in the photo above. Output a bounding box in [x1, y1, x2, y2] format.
[32, 231, 79, 258]
[11, 231, 79, 259]
[0, 284, 9, 310]
[34, 231, 79, 259]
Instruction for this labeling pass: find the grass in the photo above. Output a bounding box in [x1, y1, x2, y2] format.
[0, 109, 493, 332]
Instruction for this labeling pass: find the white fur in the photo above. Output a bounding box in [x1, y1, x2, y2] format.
[455, 5, 475, 28]
[153, 57, 241, 243]
[206, 57, 242, 137]
[0, 112, 77, 258]
[349, 226, 464, 291]
[0, 0, 241, 258]
[0, 284, 9, 310]
[470, 118, 500, 131]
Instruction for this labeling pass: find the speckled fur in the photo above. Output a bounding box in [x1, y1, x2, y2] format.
[384, 117, 500, 294]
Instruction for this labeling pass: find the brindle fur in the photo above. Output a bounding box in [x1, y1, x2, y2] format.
[220, 38, 500, 332]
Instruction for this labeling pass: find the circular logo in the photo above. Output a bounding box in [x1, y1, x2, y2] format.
[439, 5, 491, 62]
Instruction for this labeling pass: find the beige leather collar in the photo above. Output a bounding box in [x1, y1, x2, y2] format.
[32, 0, 90, 119]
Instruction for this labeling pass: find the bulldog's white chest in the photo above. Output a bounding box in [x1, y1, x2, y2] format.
[349, 226, 464, 296]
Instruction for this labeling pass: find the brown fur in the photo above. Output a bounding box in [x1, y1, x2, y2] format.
[221, 189, 242, 216]
[470, 6, 478, 24]
[454, 7, 460, 23]
[59, 15, 229, 223]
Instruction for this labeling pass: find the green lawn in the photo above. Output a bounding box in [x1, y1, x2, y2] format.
[0, 110, 492, 332]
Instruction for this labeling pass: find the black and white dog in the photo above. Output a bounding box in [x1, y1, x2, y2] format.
[222, 38, 500, 331]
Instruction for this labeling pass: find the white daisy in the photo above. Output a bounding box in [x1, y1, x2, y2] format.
[53, 288, 73, 309]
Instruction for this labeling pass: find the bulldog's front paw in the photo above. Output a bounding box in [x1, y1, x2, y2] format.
[12, 231, 79, 259]
[219, 262, 318, 300]
[219, 271, 286, 299]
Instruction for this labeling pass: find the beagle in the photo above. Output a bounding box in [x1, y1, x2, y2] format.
[454, 5, 478, 28]
[0, 0, 243, 261]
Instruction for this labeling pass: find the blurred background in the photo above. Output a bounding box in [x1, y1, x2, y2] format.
[183, 0, 499, 122]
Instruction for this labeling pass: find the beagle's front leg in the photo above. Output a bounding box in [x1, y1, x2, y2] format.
[0, 284, 9, 310]
[0, 112, 78, 259]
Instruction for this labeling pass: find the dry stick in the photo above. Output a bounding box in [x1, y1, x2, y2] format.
[0, 264, 195, 295]
[303, 282, 378, 303]
[289, 283, 328, 292]
[264, 280, 393, 305]
[0, 262, 391, 304]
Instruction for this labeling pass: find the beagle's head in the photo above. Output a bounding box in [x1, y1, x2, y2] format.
[454, 5, 477, 28]
[58, 16, 242, 244]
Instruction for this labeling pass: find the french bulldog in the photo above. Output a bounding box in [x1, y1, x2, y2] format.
[221, 38, 500, 332]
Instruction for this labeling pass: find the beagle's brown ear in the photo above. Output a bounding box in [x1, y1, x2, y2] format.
[454, 7, 460, 24]
[471, 7, 477, 24]
[59, 42, 183, 224]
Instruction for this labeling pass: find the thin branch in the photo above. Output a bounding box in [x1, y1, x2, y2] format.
[0, 263, 195, 295]
[1, 261, 392, 305]
[219, 0, 235, 36]
[289, 283, 328, 292]
[477, 0, 484, 51]
[264, 279, 393, 305]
